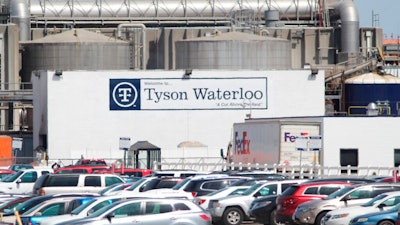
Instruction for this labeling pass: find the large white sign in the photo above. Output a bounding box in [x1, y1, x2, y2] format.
[110, 78, 267, 110]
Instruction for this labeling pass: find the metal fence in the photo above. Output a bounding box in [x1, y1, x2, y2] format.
[4, 157, 399, 180]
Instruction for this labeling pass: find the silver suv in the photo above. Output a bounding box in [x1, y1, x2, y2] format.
[208, 179, 306, 225]
[292, 183, 400, 225]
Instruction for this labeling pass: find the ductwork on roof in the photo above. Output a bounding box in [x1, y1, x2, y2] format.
[11, 0, 359, 54]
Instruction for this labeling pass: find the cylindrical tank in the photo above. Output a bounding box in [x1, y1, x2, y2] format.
[265, 10, 280, 27]
[175, 31, 291, 70]
[344, 72, 400, 116]
[20, 29, 130, 82]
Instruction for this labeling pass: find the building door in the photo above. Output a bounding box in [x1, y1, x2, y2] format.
[340, 148, 358, 174]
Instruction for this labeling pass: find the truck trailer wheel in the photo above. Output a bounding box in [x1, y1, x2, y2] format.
[222, 207, 244, 225]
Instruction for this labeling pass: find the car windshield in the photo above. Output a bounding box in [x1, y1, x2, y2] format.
[361, 193, 388, 207]
[125, 178, 148, 191]
[241, 183, 263, 196]
[324, 186, 355, 200]
[71, 199, 98, 215]
[172, 177, 191, 190]
[1, 171, 23, 182]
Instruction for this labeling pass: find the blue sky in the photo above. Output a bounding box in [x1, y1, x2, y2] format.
[354, 0, 400, 38]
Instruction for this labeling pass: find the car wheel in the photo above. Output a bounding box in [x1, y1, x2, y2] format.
[268, 209, 277, 225]
[315, 211, 328, 225]
[222, 207, 244, 225]
[378, 220, 395, 225]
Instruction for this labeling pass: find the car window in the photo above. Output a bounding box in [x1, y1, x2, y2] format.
[281, 186, 299, 196]
[84, 176, 101, 187]
[382, 196, 400, 207]
[105, 176, 124, 186]
[46, 176, 79, 186]
[372, 187, 400, 197]
[319, 186, 341, 195]
[174, 203, 190, 211]
[281, 183, 298, 192]
[40, 203, 66, 216]
[21, 172, 37, 183]
[258, 184, 277, 196]
[114, 202, 141, 217]
[304, 187, 318, 195]
[202, 181, 228, 190]
[348, 189, 372, 199]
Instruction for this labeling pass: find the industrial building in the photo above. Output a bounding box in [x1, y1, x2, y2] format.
[0, 0, 399, 171]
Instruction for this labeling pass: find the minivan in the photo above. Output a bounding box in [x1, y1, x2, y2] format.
[33, 173, 125, 195]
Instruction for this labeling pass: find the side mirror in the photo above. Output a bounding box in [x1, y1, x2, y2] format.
[253, 192, 261, 198]
[106, 213, 115, 222]
[16, 179, 22, 184]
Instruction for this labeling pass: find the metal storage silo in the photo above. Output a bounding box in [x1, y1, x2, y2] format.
[344, 72, 400, 116]
[175, 31, 291, 70]
[20, 29, 130, 82]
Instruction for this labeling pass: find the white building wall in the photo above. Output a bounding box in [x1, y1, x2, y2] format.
[32, 69, 325, 160]
[322, 117, 400, 168]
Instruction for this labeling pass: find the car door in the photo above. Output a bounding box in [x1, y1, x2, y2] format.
[106, 201, 143, 225]
[14, 171, 39, 194]
[339, 187, 374, 208]
[139, 201, 175, 225]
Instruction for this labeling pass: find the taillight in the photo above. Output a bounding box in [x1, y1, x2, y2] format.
[198, 199, 206, 205]
[199, 214, 211, 221]
[283, 198, 294, 205]
[191, 192, 197, 197]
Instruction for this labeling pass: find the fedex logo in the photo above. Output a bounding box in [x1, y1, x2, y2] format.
[234, 131, 250, 155]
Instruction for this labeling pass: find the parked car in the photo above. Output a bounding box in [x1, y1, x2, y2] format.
[0, 168, 53, 194]
[275, 181, 354, 224]
[0, 193, 100, 224]
[18, 196, 95, 225]
[292, 183, 400, 225]
[98, 183, 133, 196]
[52, 198, 212, 225]
[32, 173, 125, 196]
[8, 164, 34, 172]
[39, 195, 131, 225]
[107, 176, 184, 196]
[0, 195, 34, 214]
[249, 195, 279, 225]
[348, 203, 400, 225]
[303, 177, 377, 184]
[74, 159, 108, 166]
[208, 179, 306, 225]
[150, 170, 209, 178]
[322, 191, 400, 225]
[54, 166, 110, 174]
[0, 169, 14, 180]
[231, 171, 289, 180]
[194, 186, 250, 209]
[112, 168, 154, 177]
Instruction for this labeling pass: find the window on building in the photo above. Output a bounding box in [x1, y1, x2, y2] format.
[394, 149, 400, 167]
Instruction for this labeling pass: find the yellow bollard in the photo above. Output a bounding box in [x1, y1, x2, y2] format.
[14, 211, 22, 225]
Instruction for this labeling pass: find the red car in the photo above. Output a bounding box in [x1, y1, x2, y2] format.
[276, 181, 354, 224]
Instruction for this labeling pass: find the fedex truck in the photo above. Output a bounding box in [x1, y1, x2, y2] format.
[231, 120, 321, 167]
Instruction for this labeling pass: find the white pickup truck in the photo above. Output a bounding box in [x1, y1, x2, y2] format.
[0, 168, 53, 194]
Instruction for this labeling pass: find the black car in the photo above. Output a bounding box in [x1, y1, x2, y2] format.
[249, 195, 279, 225]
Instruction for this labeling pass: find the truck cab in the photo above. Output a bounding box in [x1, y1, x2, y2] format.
[0, 168, 53, 194]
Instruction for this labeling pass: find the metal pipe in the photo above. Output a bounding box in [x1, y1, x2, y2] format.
[117, 24, 146, 70]
[10, 0, 30, 41]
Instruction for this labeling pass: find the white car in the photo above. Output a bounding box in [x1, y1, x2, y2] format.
[322, 190, 400, 225]
[38, 195, 128, 225]
[194, 186, 250, 209]
[0, 168, 53, 194]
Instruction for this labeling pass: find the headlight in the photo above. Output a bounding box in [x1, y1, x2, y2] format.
[354, 217, 368, 223]
[331, 213, 349, 219]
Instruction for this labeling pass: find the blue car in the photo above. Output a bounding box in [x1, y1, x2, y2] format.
[349, 203, 400, 225]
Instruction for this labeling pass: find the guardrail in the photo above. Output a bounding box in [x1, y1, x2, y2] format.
[153, 161, 400, 179]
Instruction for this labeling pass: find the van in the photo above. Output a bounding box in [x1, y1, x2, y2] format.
[33, 173, 125, 195]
